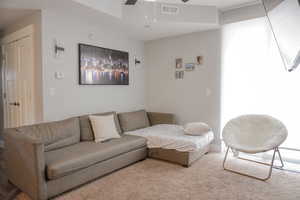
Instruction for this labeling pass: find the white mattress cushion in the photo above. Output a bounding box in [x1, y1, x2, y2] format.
[125, 124, 214, 152]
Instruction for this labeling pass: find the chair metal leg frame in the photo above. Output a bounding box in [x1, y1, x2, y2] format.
[236, 148, 284, 169]
[223, 146, 282, 181]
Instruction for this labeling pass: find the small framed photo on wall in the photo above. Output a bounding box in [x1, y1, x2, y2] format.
[175, 71, 184, 79]
[185, 63, 195, 71]
[175, 58, 183, 69]
[197, 56, 203, 65]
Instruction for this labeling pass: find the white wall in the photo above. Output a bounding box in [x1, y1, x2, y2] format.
[72, 0, 123, 18]
[41, 9, 146, 122]
[145, 30, 222, 151]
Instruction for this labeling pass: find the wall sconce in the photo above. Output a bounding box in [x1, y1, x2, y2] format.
[54, 39, 65, 58]
[134, 55, 142, 67]
[55, 45, 65, 55]
[135, 58, 141, 65]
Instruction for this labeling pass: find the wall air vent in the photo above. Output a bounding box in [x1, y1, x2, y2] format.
[161, 4, 179, 15]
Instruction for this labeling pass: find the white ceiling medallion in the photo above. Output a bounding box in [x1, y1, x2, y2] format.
[161, 4, 179, 15]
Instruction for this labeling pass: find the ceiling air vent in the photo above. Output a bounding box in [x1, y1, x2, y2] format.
[161, 4, 179, 15]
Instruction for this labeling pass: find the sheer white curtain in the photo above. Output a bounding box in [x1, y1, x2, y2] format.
[221, 17, 300, 163]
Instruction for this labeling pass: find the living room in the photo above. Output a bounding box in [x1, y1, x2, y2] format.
[0, 0, 300, 199]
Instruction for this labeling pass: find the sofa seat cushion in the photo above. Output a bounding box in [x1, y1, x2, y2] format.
[45, 135, 147, 180]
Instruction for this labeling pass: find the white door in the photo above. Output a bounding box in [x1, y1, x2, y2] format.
[3, 41, 18, 128]
[2, 35, 35, 128]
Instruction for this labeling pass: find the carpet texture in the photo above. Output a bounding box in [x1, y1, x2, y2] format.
[0, 148, 20, 200]
[14, 153, 300, 200]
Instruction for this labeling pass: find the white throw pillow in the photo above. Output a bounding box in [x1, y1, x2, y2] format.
[184, 122, 211, 136]
[89, 114, 120, 142]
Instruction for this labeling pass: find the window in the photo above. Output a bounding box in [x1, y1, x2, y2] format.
[221, 17, 300, 164]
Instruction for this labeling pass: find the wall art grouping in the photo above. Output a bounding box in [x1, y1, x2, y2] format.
[175, 56, 203, 80]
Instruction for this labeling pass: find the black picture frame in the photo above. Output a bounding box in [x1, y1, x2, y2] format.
[78, 43, 129, 85]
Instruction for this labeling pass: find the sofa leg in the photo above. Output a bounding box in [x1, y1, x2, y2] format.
[182, 164, 190, 168]
[7, 179, 14, 186]
[4, 180, 20, 200]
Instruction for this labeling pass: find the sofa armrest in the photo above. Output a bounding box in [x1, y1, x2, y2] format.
[4, 129, 47, 200]
[147, 112, 176, 125]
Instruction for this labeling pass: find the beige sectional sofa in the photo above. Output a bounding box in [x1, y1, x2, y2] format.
[4, 111, 174, 200]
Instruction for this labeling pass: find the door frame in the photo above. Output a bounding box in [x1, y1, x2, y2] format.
[1, 25, 34, 45]
[1, 25, 35, 128]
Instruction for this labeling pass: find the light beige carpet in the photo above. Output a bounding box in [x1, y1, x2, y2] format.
[0, 148, 20, 200]
[15, 153, 300, 200]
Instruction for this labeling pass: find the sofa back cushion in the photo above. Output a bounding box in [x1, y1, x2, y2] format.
[118, 110, 150, 132]
[17, 117, 80, 152]
[79, 112, 122, 141]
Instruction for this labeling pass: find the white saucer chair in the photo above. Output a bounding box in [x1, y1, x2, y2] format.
[222, 115, 288, 181]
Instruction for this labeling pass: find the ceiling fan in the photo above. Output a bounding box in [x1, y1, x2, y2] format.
[125, 0, 189, 5]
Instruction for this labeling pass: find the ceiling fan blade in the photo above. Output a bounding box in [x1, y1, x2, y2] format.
[125, 0, 138, 5]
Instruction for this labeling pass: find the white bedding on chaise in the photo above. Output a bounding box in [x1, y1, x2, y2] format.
[125, 124, 214, 152]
